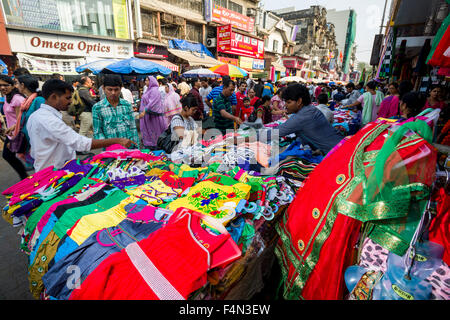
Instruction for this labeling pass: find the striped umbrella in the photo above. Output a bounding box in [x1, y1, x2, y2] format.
[209, 63, 248, 78]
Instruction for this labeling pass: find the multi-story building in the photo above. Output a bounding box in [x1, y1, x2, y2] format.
[326, 8, 357, 77]
[256, 10, 297, 80]
[272, 5, 338, 80]
[0, 0, 135, 78]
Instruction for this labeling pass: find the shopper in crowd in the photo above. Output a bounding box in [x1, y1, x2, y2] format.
[314, 83, 324, 101]
[262, 79, 274, 98]
[235, 81, 247, 118]
[270, 88, 287, 122]
[27, 79, 134, 172]
[343, 82, 362, 106]
[158, 78, 167, 101]
[78, 76, 97, 138]
[253, 78, 264, 98]
[178, 77, 191, 97]
[189, 77, 204, 121]
[239, 97, 254, 122]
[71, 77, 80, 91]
[199, 78, 212, 117]
[253, 95, 273, 124]
[397, 92, 427, 120]
[205, 75, 237, 114]
[51, 73, 64, 81]
[121, 82, 134, 105]
[346, 81, 384, 125]
[356, 82, 365, 94]
[246, 76, 255, 91]
[0, 75, 28, 179]
[138, 75, 167, 149]
[143, 77, 150, 95]
[163, 83, 182, 122]
[274, 83, 342, 155]
[378, 82, 400, 118]
[315, 93, 334, 124]
[212, 78, 242, 134]
[92, 75, 140, 148]
[424, 84, 447, 111]
[248, 88, 260, 107]
[169, 93, 201, 148]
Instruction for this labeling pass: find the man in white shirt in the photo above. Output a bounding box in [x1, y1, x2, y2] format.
[199, 78, 212, 116]
[27, 79, 134, 172]
[121, 85, 134, 105]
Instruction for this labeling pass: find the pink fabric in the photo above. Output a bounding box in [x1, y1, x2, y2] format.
[163, 84, 182, 118]
[105, 144, 127, 151]
[91, 150, 162, 162]
[36, 198, 78, 233]
[423, 99, 446, 111]
[3, 94, 25, 139]
[378, 95, 400, 118]
[3, 166, 58, 198]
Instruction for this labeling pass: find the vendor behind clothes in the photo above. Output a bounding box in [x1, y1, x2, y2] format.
[273, 83, 343, 155]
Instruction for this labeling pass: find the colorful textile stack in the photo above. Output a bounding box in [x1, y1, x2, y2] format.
[333, 107, 361, 136]
[2, 143, 297, 300]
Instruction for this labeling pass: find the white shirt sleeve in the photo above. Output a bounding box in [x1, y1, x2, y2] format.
[46, 117, 92, 152]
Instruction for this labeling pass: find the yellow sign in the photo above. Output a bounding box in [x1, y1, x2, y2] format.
[239, 56, 253, 70]
[112, 0, 129, 39]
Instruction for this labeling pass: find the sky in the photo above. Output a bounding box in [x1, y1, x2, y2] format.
[262, 0, 392, 64]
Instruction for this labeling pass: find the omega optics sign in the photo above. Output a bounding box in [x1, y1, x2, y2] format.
[8, 30, 132, 58]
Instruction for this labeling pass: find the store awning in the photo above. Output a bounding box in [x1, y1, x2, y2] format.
[145, 59, 179, 72]
[168, 49, 221, 68]
[271, 61, 286, 72]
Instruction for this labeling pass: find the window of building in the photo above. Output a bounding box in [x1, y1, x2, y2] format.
[228, 1, 243, 14]
[165, 0, 203, 15]
[213, 0, 228, 8]
[186, 22, 203, 43]
[1, 0, 130, 39]
[273, 40, 279, 52]
[141, 10, 155, 36]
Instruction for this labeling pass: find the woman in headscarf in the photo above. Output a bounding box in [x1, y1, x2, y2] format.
[138, 76, 168, 149]
[163, 83, 182, 122]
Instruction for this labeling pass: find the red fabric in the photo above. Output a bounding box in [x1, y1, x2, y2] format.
[250, 97, 259, 106]
[69, 208, 231, 300]
[314, 86, 322, 99]
[279, 122, 437, 300]
[428, 27, 450, 68]
[429, 188, 450, 266]
[423, 99, 447, 111]
[160, 171, 195, 192]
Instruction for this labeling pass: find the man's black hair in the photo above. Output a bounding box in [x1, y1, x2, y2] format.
[223, 78, 235, 88]
[42, 79, 74, 99]
[243, 97, 250, 102]
[317, 93, 328, 104]
[282, 83, 311, 106]
[261, 95, 271, 103]
[346, 82, 356, 89]
[13, 67, 31, 77]
[103, 74, 123, 87]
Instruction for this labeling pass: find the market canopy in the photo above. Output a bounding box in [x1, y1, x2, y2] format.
[168, 49, 221, 68]
[75, 59, 120, 75]
[209, 64, 248, 78]
[279, 76, 307, 83]
[182, 68, 220, 78]
[101, 57, 172, 76]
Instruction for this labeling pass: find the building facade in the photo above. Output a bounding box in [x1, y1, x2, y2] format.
[0, 0, 134, 77]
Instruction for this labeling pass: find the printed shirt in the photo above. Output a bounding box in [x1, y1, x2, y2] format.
[212, 93, 234, 131]
[26, 104, 92, 172]
[92, 98, 140, 148]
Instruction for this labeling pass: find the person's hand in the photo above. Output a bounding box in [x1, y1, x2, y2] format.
[117, 138, 137, 149]
[139, 111, 146, 119]
[234, 116, 243, 125]
[5, 126, 14, 135]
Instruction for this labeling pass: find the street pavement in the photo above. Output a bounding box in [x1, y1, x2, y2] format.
[0, 152, 34, 300]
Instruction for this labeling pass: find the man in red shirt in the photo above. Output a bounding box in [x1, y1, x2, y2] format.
[314, 83, 324, 101]
[234, 81, 247, 117]
[189, 77, 204, 120]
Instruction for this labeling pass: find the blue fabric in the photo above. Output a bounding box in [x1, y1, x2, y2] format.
[274, 141, 324, 164]
[53, 236, 78, 264]
[168, 39, 214, 58]
[226, 216, 246, 244]
[22, 96, 45, 143]
[42, 218, 164, 300]
[206, 86, 237, 105]
[29, 214, 58, 266]
[262, 83, 274, 98]
[103, 57, 172, 76]
[75, 59, 119, 75]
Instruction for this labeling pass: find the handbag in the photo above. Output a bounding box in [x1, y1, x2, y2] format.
[156, 114, 183, 153]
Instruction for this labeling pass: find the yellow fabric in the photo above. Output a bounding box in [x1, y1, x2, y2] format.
[145, 168, 168, 177]
[69, 195, 140, 245]
[167, 180, 251, 224]
[127, 179, 182, 205]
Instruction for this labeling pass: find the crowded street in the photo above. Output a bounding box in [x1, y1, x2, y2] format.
[0, 0, 449, 307]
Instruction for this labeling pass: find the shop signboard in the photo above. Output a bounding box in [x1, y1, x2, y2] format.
[217, 25, 232, 52]
[204, 0, 213, 22]
[252, 59, 265, 70]
[7, 29, 133, 59]
[218, 56, 238, 66]
[16, 52, 86, 75]
[212, 5, 254, 33]
[112, 0, 130, 39]
[239, 56, 253, 69]
[281, 56, 304, 69]
[217, 26, 264, 60]
[134, 43, 168, 59]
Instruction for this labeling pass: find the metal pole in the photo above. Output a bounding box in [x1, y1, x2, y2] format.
[380, 0, 389, 34]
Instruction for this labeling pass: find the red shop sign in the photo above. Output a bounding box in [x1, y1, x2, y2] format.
[217, 26, 264, 60]
[212, 5, 254, 33]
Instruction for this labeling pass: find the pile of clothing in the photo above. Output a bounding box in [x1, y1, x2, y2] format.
[333, 107, 361, 136]
[2, 145, 298, 300]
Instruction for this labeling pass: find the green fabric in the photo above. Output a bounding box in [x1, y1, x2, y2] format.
[361, 91, 384, 125]
[24, 177, 96, 235]
[426, 11, 450, 65]
[52, 188, 128, 238]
